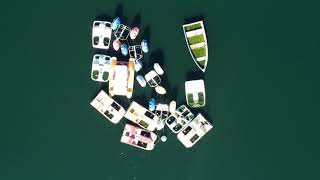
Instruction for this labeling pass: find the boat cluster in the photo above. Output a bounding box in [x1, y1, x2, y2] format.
[90, 17, 213, 150]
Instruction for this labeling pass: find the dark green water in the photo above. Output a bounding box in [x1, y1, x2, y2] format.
[1, 0, 320, 179]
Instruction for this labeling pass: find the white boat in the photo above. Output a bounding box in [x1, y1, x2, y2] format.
[120, 124, 157, 150]
[92, 21, 112, 49]
[91, 54, 110, 82]
[90, 90, 126, 124]
[165, 105, 194, 133]
[108, 57, 135, 98]
[124, 101, 160, 131]
[145, 70, 161, 87]
[155, 103, 169, 130]
[177, 113, 213, 148]
[185, 79, 206, 107]
[136, 75, 146, 87]
[129, 45, 143, 60]
[114, 24, 131, 40]
[182, 20, 208, 72]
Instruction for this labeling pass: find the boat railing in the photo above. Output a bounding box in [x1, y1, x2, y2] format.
[129, 45, 143, 60]
[114, 24, 131, 40]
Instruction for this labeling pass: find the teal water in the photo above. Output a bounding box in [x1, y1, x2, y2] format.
[1, 0, 320, 179]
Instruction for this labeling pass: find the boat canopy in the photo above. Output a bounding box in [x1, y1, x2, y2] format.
[113, 65, 128, 96]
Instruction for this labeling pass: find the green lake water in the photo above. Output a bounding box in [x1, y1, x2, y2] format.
[1, 0, 320, 179]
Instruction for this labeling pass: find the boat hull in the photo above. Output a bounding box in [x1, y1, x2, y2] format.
[182, 20, 208, 72]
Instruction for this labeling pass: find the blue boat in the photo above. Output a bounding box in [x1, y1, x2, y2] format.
[149, 98, 156, 112]
[141, 40, 149, 53]
[121, 43, 128, 56]
[111, 17, 121, 30]
[134, 59, 143, 72]
[136, 75, 146, 87]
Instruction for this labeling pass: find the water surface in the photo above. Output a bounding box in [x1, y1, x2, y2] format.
[1, 0, 320, 179]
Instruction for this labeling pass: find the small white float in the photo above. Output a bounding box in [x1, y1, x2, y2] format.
[160, 136, 167, 142]
[153, 63, 164, 75]
[155, 86, 166, 95]
[169, 100, 177, 114]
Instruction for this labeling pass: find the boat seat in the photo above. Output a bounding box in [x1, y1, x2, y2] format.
[93, 36, 99, 45]
[187, 93, 195, 106]
[103, 37, 110, 46]
[102, 71, 109, 81]
[186, 29, 204, 37]
[198, 92, 204, 105]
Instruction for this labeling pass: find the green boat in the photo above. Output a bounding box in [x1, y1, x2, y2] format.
[183, 20, 208, 72]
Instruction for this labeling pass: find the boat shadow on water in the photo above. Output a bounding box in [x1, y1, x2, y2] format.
[127, 14, 142, 46]
[131, 14, 141, 28]
[131, 93, 148, 108]
[184, 14, 205, 24]
[148, 49, 180, 104]
[115, 3, 128, 23]
[95, 14, 113, 22]
[185, 70, 205, 82]
[95, 3, 129, 24]
[149, 48, 165, 68]
[142, 26, 151, 44]
[190, 107, 214, 125]
[90, 82, 108, 100]
[149, 49, 169, 101]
